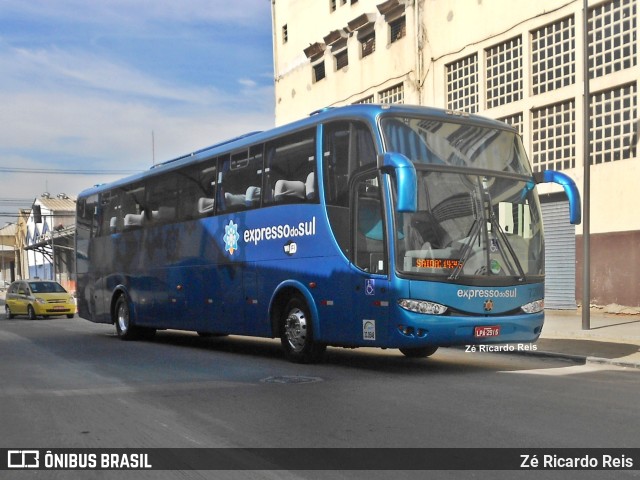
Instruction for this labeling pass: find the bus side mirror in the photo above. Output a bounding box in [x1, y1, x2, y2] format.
[534, 170, 582, 225]
[381, 153, 417, 213]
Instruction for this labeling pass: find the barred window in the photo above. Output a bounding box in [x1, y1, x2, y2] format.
[282, 24, 288, 44]
[446, 54, 478, 113]
[390, 16, 406, 43]
[313, 61, 326, 82]
[590, 83, 637, 164]
[361, 31, 376, 58]
[532, 100, 576, 172]
[379, 83, 404, 104]
[531, 16, 575, 95]
[499, 112, 524, 137]
[354, 95, 374, 104]
[486, 37, 523, 109]
[588, 0, 637, 79]
[335, 49, 348, 70]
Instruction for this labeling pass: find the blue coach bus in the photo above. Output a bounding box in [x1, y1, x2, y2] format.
[75, 104, 581, 363]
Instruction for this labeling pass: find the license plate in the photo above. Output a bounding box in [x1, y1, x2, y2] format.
[474, 325, 500, 338]
[52, 306, 66, 311]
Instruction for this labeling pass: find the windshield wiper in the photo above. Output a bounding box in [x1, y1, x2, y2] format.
[449, 192, 483, 280]
[485, 189, 526, 281]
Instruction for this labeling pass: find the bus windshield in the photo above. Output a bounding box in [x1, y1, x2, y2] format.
[381, 115, 532, 174]
[381, 116, 544, 283]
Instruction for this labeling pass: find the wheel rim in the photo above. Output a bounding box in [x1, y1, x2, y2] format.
[284, 307, 308, 353]
[117, 302, 129, 334]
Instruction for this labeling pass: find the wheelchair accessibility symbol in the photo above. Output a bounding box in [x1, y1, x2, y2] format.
[365, 279, 375, 296]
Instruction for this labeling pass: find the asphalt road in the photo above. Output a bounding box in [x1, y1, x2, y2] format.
[1, 316, 638, 480]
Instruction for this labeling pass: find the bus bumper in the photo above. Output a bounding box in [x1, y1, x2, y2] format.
[389, 311, 544, 348]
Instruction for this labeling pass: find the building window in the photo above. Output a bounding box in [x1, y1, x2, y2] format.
[360, 31, 375, 58]
[590, 83, 637, 164]
[499, 112, 524, 137]
[313, 61, 326, 82]
[282, 24, 288, 44]
[446, 54, 478, 113]
[335, 49, 348, 70]
[354, 95, 374, 104]
[532, 100, 576, 172]
[486, 36, 522, 109]
[588, 0, 637, 79]
[330, 0, 337, 12]
[390, 16, 406, 43]
[531, 16, 575, 95]
[379, 83, 404, 104]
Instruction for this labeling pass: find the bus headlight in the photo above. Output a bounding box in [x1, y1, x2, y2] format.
[398, 299, 448, 315]
[521, 299, 544, 314]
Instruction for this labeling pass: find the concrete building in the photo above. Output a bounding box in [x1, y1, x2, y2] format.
[24, 194, 77, 293]
[271, 0, 639, 307]
[0, 222, 17, 288]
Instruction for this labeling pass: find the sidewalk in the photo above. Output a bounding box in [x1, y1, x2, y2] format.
[536, 308, 640, 369]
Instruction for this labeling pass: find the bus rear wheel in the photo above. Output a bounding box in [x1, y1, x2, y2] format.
[280, 296, 326, 364]
[114, 295, 142, 340]
[399, 346, 439, 358]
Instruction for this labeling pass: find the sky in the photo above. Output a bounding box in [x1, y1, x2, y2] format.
[0, 0, 275, 225]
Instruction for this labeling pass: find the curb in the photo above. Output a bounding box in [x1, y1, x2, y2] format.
[519, 348, 640, 369]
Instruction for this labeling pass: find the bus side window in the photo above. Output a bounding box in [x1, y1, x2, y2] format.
[323, 121, 377, 207]
[145, 175, 178, 226]
[99, 189, 123, 235]
[323, 121, 377, 259]
[354, 174, 387, 274]
[121, 185, 145, 231]
[219, 147, 263, 212]
[195, 162, 218, 216]
[265, 129, 316, 205]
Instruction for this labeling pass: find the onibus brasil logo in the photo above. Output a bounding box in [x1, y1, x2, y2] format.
[223, 220, 240, 255]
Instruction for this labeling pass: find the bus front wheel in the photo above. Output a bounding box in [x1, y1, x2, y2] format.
[399, 346, 439, 358]
[280, 296, 326, 364]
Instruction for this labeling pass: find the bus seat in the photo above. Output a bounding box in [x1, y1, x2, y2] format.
[198, 197, 215, 214]
[225, 192, 246, 207]
[274, 179, 306, 202]
[157, 206, 175, 222]
[245, 186, 261, 207]
[305, 172, 316, 200]
[124, 213, 144, 230]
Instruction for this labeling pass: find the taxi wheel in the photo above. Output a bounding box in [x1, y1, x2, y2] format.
[5, 305, 13, 319]
[27, 305, 37, 320]
[399, 346, 439, 358]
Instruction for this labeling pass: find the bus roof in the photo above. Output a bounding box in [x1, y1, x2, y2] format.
[77, 104, 516, 198]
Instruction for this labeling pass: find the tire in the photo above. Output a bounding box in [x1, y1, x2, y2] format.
[280, 296, 326, 364]
[5, 305, 13, 319]
[27, 305, 37, 320]
[66, 314, 75, 319]
[114, 295, 140, 340]
[399, 346, 439, 358]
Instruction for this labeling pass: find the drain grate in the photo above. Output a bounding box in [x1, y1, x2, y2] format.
[260, 375, 323, 384]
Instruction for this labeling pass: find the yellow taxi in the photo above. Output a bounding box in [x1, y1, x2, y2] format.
[5, 280, 76, 320]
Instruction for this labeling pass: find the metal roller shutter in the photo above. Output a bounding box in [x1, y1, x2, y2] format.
[541, 201, 576, 309]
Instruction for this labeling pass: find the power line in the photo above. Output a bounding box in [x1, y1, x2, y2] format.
[0, 166, 142, 175]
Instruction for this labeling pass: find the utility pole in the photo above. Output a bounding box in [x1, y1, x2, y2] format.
[582, 0, 591, 330]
